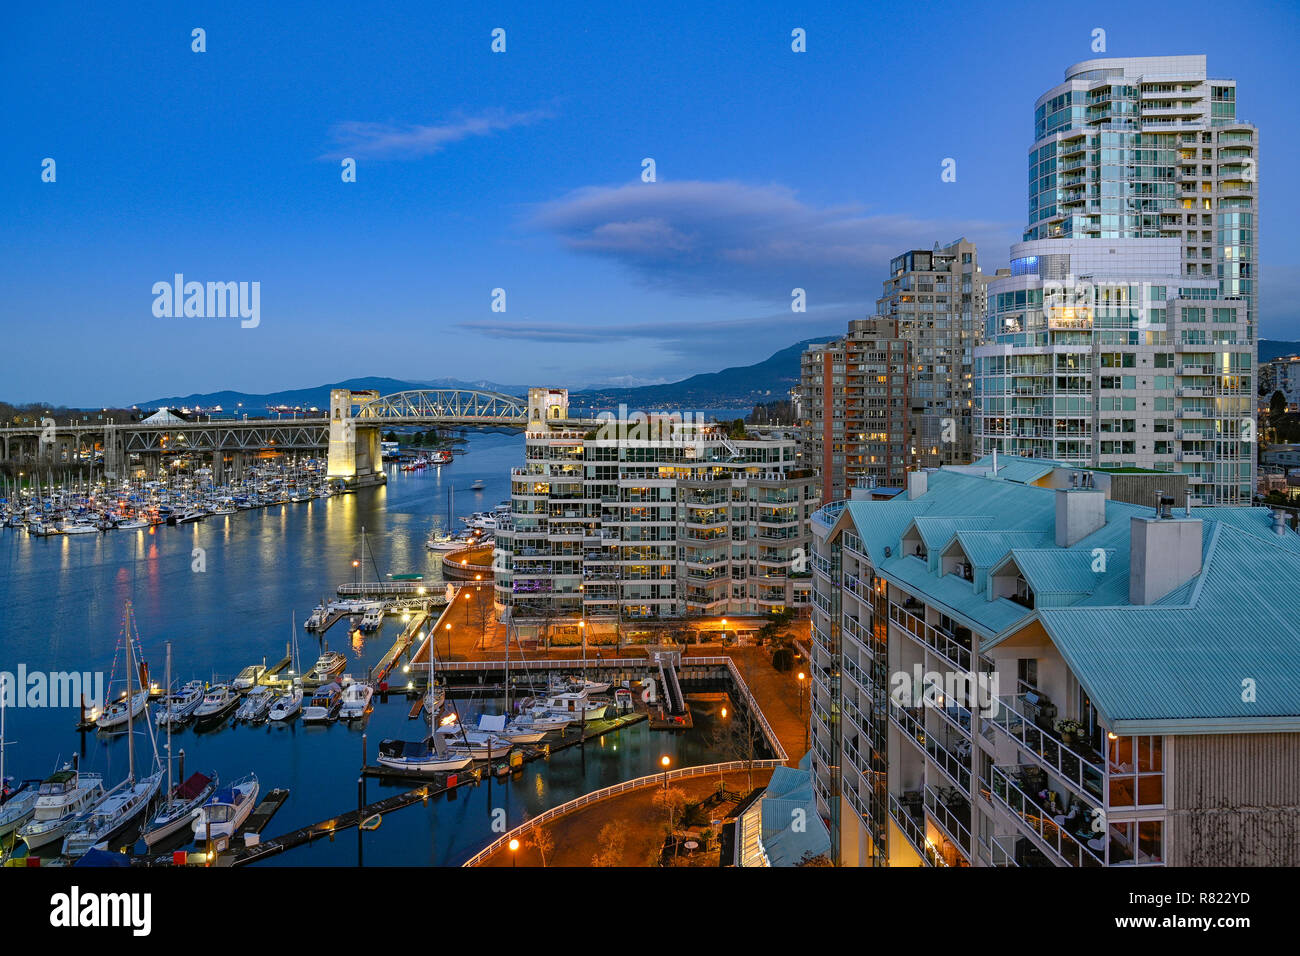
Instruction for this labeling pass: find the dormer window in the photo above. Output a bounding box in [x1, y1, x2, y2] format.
[1011, 574, 1035, 609]
[913, 544, 927, 560]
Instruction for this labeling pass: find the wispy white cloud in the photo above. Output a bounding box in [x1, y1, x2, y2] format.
[322, 108, 552, 160]
[528, 179, 1019, 302]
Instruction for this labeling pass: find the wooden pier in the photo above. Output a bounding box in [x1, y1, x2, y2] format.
[243, 788, 290, 835]
[372, 610, 429, 684]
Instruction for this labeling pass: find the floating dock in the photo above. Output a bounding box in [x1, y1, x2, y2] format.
[372, 610, 429, 684]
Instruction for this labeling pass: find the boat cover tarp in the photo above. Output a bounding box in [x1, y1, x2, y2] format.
[73, 848, 131, 867]
[477, 714, 507, 733]
[176, 772, 212, 800]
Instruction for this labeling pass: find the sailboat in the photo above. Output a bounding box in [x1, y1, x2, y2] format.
[376, 683, 474, 774]
[142, 644, 218, 847]
[63, 603, 163, 857]
[270, 616, 304, 721]
[0, 675, 40, 841]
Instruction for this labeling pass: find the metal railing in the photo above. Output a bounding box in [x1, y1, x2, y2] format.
[461, 758, 785, 866]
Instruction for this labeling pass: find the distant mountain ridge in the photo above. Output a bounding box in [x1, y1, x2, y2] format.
[135, 338, 838, 413]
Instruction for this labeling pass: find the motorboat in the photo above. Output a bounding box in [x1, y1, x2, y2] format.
[191, 773, 258, 842]
[304, 604, 329, 631]
[358, 605, 384, 633]
[470, 479, 486, 491]
[62, 770, 164, 858]
[375, 736, 474, 774]
[461, 512, 498, 531]
[551, 674, 612, 695]
[232, 664, 267, 691]
[302, 682, 343, 723]
[268, 681, 303, 721]
[479, 713, 548, 744]
[17, 769, 107, 852]
[175, 508, 206, 524]
[142, 771, 217, 847]
[115, 518, 149, 530]
[539, 689, 608, 721]
[59, 519, 98, 535]
[512, 704, 572, 732]
[193, 684, 239, 728]
[305, 649, 347, 686]
[155, 680, 205, 728]
[97, 690, 149, 732]
[338, 680, 373, 720]
[0, 786, 40, 841]
[235, 685, 274, 722]
[435, 722, 513, 759]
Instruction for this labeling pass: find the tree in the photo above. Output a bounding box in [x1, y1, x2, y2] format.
[1270, 390, 1287, 420]
[591, 820, 627, 866]
[524, 814, 554, 867]
[652, 786, 689, 833]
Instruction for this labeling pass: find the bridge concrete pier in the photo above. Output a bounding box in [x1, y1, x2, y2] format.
[326, 388, 386, 487]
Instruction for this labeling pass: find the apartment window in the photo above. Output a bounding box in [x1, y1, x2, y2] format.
[1108, 734, 1164, 808]
[1109, 820, 1164, 865]
[1017, 658, 1038, 694]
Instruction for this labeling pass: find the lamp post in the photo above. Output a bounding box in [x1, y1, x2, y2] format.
[352, 558, 360, 589]
[445, 622, 452, 661]
[509, 837, 519, 867]
[661, 754, 670, 790]
[797, 672, 806, 715]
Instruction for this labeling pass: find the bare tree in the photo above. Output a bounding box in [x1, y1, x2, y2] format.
[591, 820, 627, 867]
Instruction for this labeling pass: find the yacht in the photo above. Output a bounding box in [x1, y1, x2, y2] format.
[512, 704, 572, 732]
[155, 680, 205, 728]
[470, 479, 486, 491]
[142, 770, 218, 847]
[62, 770, 164, 858]
[302, 682, 343, 723]
[59, 519, 99, 535]
[305, 649, 347, 686]
[96, 690, 149, 732]
[358, 604, 384, 633]
[338, 680, 373, 720]
[268, 681, 303, 722]
[193, 684, 239, 728]
[235, 686, 274, 722]
[551, 674, 613, 695]
[17, 769, 107, 852]
[435, 722, 513, 759]
[478, 713, 547, 744]
[175, 508, 206, 525]
[115, 517, 149, 530]
[232, 664, 266, 691]
[461, 512, 498, 531]
[539, 689, 608, 721]
[376, 736, 474, 774]
[0, 787, 40, 841]
[304, 604, 329, 631]
[191, 773, 258, 842]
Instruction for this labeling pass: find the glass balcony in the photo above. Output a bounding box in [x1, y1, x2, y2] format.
[982, 693, 1104, 803]
[988, 765, 1104, 867]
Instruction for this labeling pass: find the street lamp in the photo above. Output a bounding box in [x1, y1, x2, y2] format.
[445, 622, 452, 660]
[797, 672, 806, 714]
[509, 838, 519, 867]
[352, 558, 360, 589]
[661, 754, 670, 789]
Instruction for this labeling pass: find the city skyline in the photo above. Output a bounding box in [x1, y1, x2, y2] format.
[5, 1, 1300, 406]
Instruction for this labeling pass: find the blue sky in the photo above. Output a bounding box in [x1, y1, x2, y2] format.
[4, 0, 1298, 406]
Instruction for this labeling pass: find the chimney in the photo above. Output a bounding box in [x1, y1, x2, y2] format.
[1129, 513, 1203, 606]
[907, 470, 928, 500]
[1055, 488, 1107, 547]
[1272, 510, 1287, 537]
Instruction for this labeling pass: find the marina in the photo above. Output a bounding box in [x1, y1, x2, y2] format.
[0, 433, 766, 866]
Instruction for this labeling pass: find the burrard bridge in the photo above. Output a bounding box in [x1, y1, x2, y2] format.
[0, 387, 584, 485]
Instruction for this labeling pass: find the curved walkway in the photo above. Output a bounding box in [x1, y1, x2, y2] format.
[474, 768, 773, 867]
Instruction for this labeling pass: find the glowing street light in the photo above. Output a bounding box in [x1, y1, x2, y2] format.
[509, 837, 519, 867]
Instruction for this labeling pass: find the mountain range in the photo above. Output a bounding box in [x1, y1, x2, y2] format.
[133, 337, 1300, 414]
[136, 338, 836, 413]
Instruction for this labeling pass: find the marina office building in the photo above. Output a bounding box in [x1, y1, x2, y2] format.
[809, 458, 1300, 867]
[493, 390, 819, 628]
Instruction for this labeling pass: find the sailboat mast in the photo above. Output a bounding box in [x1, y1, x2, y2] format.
[164, 641, 173, 799]
[125, 604, 136, 783]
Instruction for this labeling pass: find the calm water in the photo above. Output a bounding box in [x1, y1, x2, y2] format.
[0, 430, 727, 865]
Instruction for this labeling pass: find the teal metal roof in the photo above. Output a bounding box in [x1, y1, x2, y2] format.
[830, 468, 1300, 729]
[970, 453, 1064, 484]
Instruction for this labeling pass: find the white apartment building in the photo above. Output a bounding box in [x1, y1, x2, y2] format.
[974, 237, 1253, 505]
[493, 390, 819, 625]
[1025, 55, 1257, 330]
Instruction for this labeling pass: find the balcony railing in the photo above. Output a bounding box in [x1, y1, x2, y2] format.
[888, 792, 946, 867]
[925, 785, 972, 854]
[982, 694, 1104, 803]
[889, 601, 972, 671]
[989, 765, 1104, 867]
